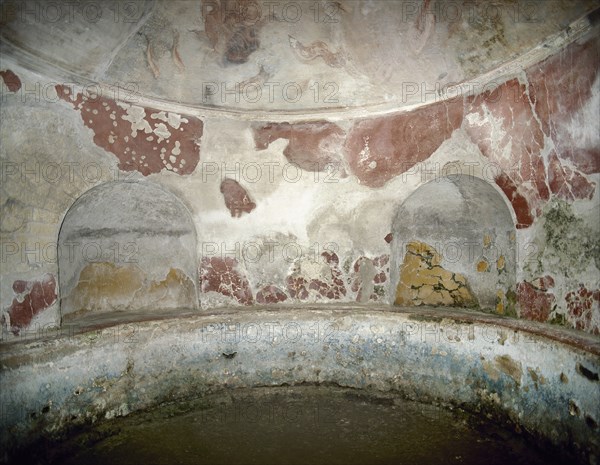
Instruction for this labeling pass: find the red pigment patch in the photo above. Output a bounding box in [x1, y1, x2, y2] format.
[516, 280, 555, 323]
[253, 121, 346, 173]
[384, 233, 393, 244]
[310, 251, 347, 299]
[256, 285, 288, 304]
[286, 252, 347, 301]
[321, 251, 339, 266]
[55, 85, 203, 176]
[566, 284, 600, 335]
[344, 98, 463, 188]
[526, 35, 600, 174]
[286, 276, 310, 300]
[548, 151, 596, 201]
[6, 274, 57, 335]
[308, 252, 346, 300]
[199, 257, 253, 305]
[464, 67, 597, 227]
[373, 255, 390, 284]
[464, 79, 549, 228]
[351, 254, 390, 302]
[12, 280, 29, 294]
[220, 179, 256, 217]
[0, 69, 21, 92]
[494, 172, 535, 229]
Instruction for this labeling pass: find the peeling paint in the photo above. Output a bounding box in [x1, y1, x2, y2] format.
[395, 242, 477, 307]
[345, 99, 463, 188]
[220, 178, 256, 217]
[3, 274, 57, 335]
[253, 121, 346, 173]
[0, 69, 21, 92]
[200, 257, 253, 305]
[55, 85, 203, 176]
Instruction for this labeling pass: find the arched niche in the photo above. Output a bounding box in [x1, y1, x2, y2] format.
[390, 175, 516, 312]
[58, 181, 198, 321]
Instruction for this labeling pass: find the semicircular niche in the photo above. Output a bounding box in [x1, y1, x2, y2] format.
[391, 175, 516, 313]
[58, 181, 198, 321]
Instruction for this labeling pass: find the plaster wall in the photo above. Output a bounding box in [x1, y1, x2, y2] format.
[1, 308, 598, 463]
[58, 181, 199, 318]
[0, 1, 599, 337]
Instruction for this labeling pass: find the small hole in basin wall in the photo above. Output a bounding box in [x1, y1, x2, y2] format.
[576, 363, 599, 382]
[585, 415, 598, 430]
[57, 181, 199, 323]
[391, 175, 516, 312]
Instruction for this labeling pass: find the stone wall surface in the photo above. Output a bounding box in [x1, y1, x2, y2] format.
[0, 308, 598, 463]
[0, 1, 598, 337]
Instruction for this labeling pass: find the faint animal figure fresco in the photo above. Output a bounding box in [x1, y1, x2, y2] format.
[410, 0, 435, 54]
[288, 36, 346, 68]
[139, 11, 187, 79]
[144, 33, 160, 78]
[172, 29, 185, 72]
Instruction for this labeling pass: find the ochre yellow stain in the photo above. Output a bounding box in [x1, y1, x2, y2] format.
[495, 355, 522, 386]
[483, 234, 493, 247]
[496, 289, 505, 314]
[395, 241, 476, 307]
[66, 263, 194, 315]
[477, 259, 489, 272]
[497, 255, 505, 271]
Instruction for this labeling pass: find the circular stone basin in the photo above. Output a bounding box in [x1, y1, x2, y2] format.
[18, 386, 574, 465]
[1, 306, 598, 465]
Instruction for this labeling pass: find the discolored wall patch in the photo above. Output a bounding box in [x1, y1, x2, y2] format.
[351, 255, 389, 303]
[395, 242, 476, 307]
[345, 98, 464, 188]
[0, 69, 21, 92]
[200, 257, 253, 305]
[3, 274, 57, 335]
[256, 285, 288, 304]
[62, 263, 196, 319]
[516, 279, 556, 323]
[253, 121, 346, 173]
[286, 251, 347, 301]
[220, 179, 256, 217]
[201, 0, 264, 64]
[55, 85, 203, 176]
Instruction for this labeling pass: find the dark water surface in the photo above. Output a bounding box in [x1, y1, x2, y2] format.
[22, 386, 573, 465]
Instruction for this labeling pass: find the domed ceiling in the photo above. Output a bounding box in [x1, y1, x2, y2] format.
[1, 0, 598, 115]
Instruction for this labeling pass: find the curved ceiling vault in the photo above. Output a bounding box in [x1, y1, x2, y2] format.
[0, 0, 598, 118]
